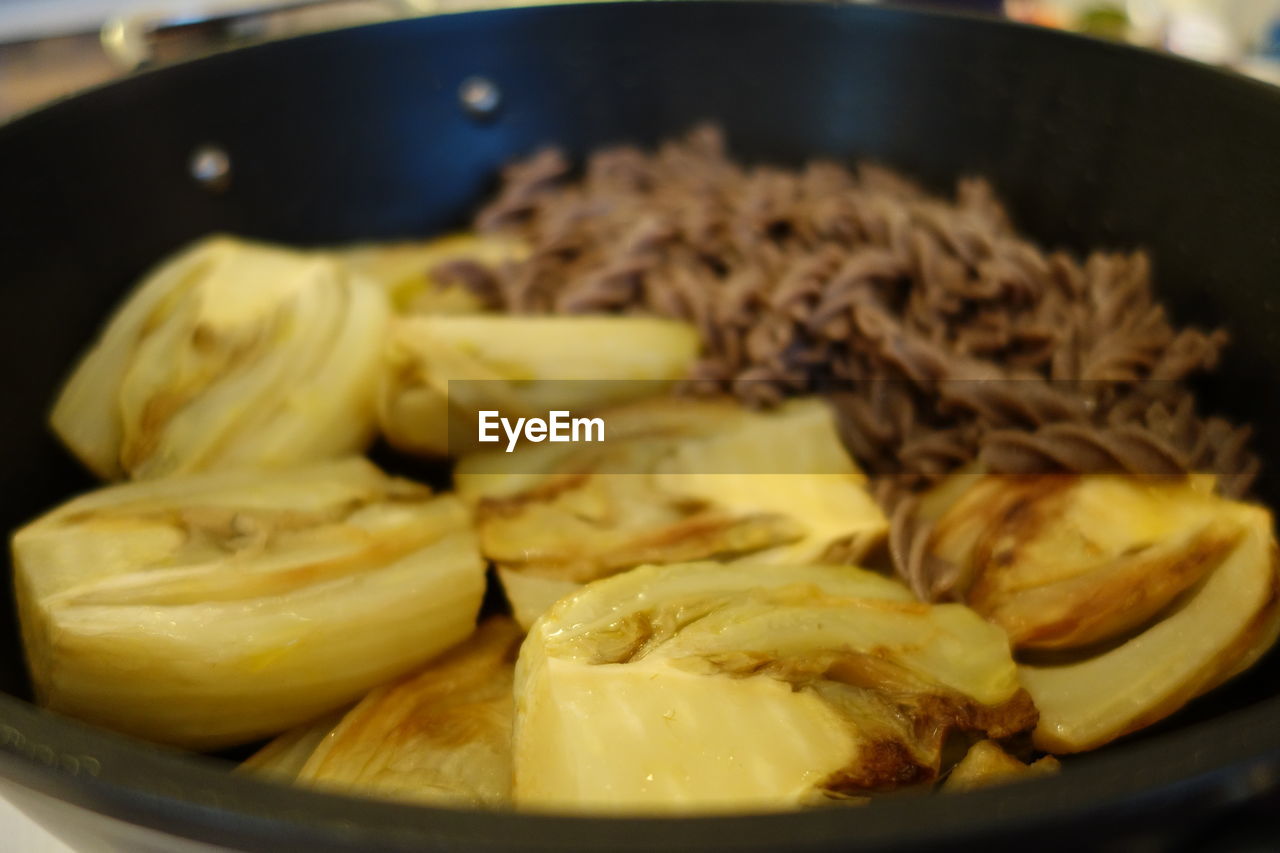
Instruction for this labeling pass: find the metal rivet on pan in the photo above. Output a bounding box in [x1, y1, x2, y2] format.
[459, 76, 501, 120]
[190, 145, 231, 192]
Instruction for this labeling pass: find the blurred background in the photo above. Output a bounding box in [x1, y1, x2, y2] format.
[1, 0, 1279, 120]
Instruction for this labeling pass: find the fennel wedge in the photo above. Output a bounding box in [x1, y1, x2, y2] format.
[928, 474, 1247, 650]
[1018, 502, 1279, 752]
[12, 458, 486, 750]
[457, 397, 889, 629]
[246, 616, 521, 807]
[51, 235, 390, 480]
[514, 562, 1034, 813]
[923, 473, 1280, 751]
[378, 314, 699, 456]
[943, 741, 1060, 793]
[333, 232, 526, 315]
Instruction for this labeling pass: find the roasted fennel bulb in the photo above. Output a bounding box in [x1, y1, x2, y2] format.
[456, 397, 889, 629]
[942, 741, 1060, 793]
[51, 235, 390, 480]
[514, 562, 1035, 813]
[12, 458, 486, 750]
[1020, 502, 1279, 752]
[929, 474, 1242, 650]
[378, 314, 699, 456]
[239, 710, 348, 782]
[245, 616, 521, 806]
[926, 474, 1280, 752]
[334, 232, 525, 315]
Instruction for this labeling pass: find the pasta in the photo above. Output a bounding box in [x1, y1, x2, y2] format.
[441, 126, 1256, 596]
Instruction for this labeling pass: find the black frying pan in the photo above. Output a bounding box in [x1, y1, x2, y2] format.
[3, 3, 1280, 851]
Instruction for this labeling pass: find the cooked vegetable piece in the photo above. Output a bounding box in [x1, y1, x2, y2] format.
[929, 474, 1243, 650]
[51, 235, 390, 480]
[333, 232, 525, 314]
[456, 397, 888, 629]
[495, 569, 581, 633]
[943, 740, 1060, 792]
[1018, 502, 1279, 752]
[12, 458, 485, 750]
[378, 314, 699, 457]
[245, 616, 521, 807]
[238, 710, 347, 782]
[514, 562, 1034, 812]
[923, 473, 1280, 751]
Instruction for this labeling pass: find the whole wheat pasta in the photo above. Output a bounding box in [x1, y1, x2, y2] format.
[439, 126, 1257, 596]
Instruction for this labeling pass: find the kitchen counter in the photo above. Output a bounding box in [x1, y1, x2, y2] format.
[0, 790, 77, 853]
